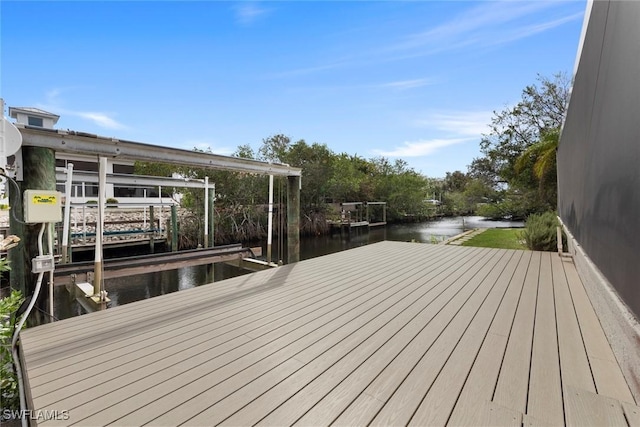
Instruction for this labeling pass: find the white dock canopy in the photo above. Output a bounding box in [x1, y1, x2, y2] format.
[17, 126, 302, 177]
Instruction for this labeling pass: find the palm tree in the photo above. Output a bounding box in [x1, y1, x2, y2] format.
[515, 128, 560, 208]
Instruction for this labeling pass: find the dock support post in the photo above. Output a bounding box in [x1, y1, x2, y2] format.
[61, 163, 73, 263]
[149, 206, 155, 254]
[9, 147, 56, 318]
[267, 175, 274, 263]
[287, 175, 300, 264]
[206, 264, 215, 283]
[204, 177, 209, 248]
[171, 204, 178, 252]
[93, 157, 106, 304]
[209, 184, 215, 248]
[207, 183, 215, 281]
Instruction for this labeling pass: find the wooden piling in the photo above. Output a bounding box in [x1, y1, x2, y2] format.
[149, 206, 155, 254]
[8, 147, 56, 318]
[287, 175, 300, 264]
[171, 204, 178, 252]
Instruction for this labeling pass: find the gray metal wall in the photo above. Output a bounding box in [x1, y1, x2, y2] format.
[558, 0, 640, 318]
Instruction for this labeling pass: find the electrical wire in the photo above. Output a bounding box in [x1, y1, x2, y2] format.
[11, 222, 46, 427]
[0, 173, 27, 225]
[48, 222, 55, 320]
[34, 305, 59, 321]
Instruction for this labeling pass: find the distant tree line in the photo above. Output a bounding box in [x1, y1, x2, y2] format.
[135, 136, 444, 245]
[135, 72, 567, 245]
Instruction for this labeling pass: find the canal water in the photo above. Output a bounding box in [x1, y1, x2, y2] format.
[53, 216, 523, 320]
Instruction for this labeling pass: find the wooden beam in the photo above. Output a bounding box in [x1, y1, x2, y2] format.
[53, 245, 257, 286]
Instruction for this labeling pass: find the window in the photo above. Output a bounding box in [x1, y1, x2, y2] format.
[28, 116, 44, 127]
[70, 161, 99, 172]
[113, 164, 135, 174]
[85, 185, 99, 197]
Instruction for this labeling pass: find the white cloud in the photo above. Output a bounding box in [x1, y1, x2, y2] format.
[268, 2, 582, 80]
[387, 1, 581, 57]
[496, 12, 584, 45]
[276, 2, 536, 78]
[45, 88, 63, 102]
[374, 138, 471, 158]
[268, 61, 348, 79]
[414, 111, 493, 136]
[38, 87, 129, 131]
[373, 110, 490, 159]
[234, 3, 269, 26]
[75, 112, 127, 130]
[379, 78, 436, 91]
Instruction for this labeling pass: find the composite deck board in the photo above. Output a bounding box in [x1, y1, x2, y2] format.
[552, 254, 597, 394]
[188, 248, 499, 426]
[623, 401, 640, 426]
[25, 243, 391, 354]
[275, 248, 499, 426]
[563, 257, 636, 404]
[25, 242, 395, 349]
[433, 250, 532, 426]
[98, 245, 478, 426]
[527, 252, 564, 425]
[448, 400, 523, 427]
[564, 386, 628, 426]
[40, 244, 441, 421]
[330, 248, 506, 424]
[492, 251, 542, 413]
[393, 250, 527, 427]
[29, 243, 409, 370]
[17, 241, 636, 427]
[256, 249, 504, 426]
[367, 250, 515, 426]
[306, 248, 502, 427]
[30, 244, 426, 398]
[63, 246, 476, 426]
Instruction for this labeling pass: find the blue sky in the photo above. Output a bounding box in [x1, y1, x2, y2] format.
[1, 1, 585, 178]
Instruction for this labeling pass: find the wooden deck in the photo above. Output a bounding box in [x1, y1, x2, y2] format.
[19, 241, 639, 426]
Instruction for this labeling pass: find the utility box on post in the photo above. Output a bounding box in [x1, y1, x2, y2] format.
[23, 189, 62, 223]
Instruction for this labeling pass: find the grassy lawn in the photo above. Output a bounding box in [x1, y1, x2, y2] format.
[462, 228, 528, 250]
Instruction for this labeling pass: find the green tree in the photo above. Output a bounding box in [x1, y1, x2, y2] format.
[469, 72, 569, 215]
[284, 140, 334, 210]
[259, 134, 290, 163]
[440, 171, 473, 215]
[234, 143, 256, 159]
[327, 154, 367, 202]
[471, 73, 568, 184]
[444, 170, 470, 193]
[515, 128, 559, 207]
[371, 157, 430, 220]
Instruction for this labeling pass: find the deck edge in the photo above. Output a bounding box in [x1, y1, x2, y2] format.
[560, 218, 640, 403]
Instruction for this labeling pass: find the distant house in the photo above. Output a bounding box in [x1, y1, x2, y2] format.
[8, 106, 175, 205]
[9, 106, 59, 129]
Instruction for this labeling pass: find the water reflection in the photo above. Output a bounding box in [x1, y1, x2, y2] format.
[54, 216, 523, 319]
